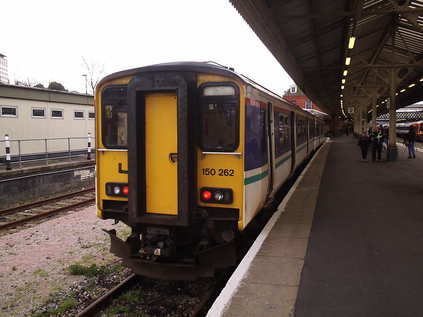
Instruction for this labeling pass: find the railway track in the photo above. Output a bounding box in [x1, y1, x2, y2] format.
[0, 188, 95, 230]
[76, 272, 226, 317]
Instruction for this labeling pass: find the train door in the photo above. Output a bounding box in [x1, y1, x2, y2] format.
[145, 93, 178, 215]
[266, 102, 275, 195]
[127, 73, 194, 226]
[306, 119, 311, 154]
[290, 111, 296, 173]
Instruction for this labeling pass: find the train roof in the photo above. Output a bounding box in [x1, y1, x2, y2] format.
[98, 61, 322, 120]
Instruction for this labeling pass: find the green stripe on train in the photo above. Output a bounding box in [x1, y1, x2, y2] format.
[244, 169, 269, 185]
[275, 155, 290, 168]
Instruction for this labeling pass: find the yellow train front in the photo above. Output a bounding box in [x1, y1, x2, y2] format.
[95, 62, 325, 280]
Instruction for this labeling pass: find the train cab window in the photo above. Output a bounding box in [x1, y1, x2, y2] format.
[102, 86, 128, 148]
[199, 83, 239, 152]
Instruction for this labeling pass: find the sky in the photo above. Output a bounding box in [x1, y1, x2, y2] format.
[2, 0, 294, 95]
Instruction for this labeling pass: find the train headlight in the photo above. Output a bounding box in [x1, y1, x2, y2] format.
[113, 186, 121, 195]
[214, 191, 224, 201]
[200, 188, 233, 204]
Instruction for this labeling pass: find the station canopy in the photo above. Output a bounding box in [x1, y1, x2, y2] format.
[230, 0, 423, 116]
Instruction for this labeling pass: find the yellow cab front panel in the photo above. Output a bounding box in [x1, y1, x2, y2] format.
[96, 77, 131, 219]
[196, 74, 245, 231]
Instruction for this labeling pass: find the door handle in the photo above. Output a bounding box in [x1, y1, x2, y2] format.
[169, 153, 178, 163]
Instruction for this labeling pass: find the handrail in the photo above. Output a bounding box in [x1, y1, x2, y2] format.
[1, 135, 96, 169]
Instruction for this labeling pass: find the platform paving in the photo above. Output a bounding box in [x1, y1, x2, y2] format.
[214, 136, 423, 317]
[295, 136, 423, 317]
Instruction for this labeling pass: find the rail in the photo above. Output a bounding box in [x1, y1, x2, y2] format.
[0, 134, 95, 170]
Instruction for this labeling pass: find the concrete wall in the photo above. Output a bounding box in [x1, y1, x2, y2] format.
[0, 162, 95, 210]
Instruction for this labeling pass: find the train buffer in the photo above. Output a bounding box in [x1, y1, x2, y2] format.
[208, 135, 423, 317]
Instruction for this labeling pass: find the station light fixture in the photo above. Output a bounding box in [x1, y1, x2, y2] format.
[400, 88, 406, 93]
[409, 83, 415, 88]
[345, 57, 351, 66]
[340, 94, 343, 97]
[341, 85, 345, 90]
[420, 78, 423, 82]
[396, 92, 399, 95]
[342, 78, 346, 84]
[348, 37, 356, 49]
[343, 70, 348, 77]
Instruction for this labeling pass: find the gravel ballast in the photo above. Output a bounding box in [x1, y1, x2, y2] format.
[0, 205, 127, 317]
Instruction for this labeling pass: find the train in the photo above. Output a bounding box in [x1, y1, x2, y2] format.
[395, 121, 423, 141]
[95, 62, 327, 280]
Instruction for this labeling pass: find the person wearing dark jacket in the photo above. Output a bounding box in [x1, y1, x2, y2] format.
[406, 125, 416, 159]
[371, 128, 383, 162]
[358, 132, 370, 161]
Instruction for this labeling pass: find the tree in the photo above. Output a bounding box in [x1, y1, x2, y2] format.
[14, 77, 38, 87]
[82, 57, 104, 95]
[48, 81, 67, 91]
[34, 83, 45, 89]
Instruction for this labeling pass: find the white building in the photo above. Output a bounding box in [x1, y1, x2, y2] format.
[0, 53, 8, 84]
[0, 84, 94, 156]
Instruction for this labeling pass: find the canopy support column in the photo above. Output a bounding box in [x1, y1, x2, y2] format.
[372, 97, 377, 132]
[387, 69, 398, 161]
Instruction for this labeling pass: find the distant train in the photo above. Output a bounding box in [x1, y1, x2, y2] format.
[396, 121, 423, 141]
[95, 62, 327, 280]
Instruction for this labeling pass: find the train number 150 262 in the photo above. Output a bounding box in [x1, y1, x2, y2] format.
[202, 168, 235, 176]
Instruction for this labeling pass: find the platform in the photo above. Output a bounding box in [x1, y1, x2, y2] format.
[208, 136, 423, 317]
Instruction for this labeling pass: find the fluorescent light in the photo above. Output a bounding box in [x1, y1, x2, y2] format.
[343, 70, 348, 76]
[345, 57, 351, 65]
[396, 92, 399, 95]
[340, 94, 343, 97]
[341, 85, 345, 90]
[342, 79, 346, 84]
[400, 89, 406, 93]
[420, 78, 423, 82]
[409, 83, 415, 88]
[348, 37, 356, 49]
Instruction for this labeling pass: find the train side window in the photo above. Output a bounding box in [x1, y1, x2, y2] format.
[102, 86, 128, 148]
[199, 83, 239, 152]
[274, 111, 291, 156]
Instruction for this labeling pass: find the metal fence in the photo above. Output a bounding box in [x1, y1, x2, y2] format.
[0, 134, 95, 170]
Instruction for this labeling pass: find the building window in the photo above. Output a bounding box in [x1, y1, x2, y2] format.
[1, 106, 17, 117]
[305, 100, 312, 109]
[32, 108, 45, 118]
[88, 112, 95, 119]
[290, 85, 297, 94]
[51, 109, 63, 118]
[74, 111, 84, 119]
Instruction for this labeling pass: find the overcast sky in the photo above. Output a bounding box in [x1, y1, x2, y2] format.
[2, 0, 293, 95]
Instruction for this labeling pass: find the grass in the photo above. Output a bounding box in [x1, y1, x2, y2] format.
[67, 262, 124, 277]
[34, 269, 49, 278]
[68, 263, 101, 277]
[119, 289, 143, 303]
[31, 296, 77, 317]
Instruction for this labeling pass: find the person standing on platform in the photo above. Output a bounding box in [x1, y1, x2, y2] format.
[358, 131, 370, 161]
[371, 127, 383, 162]
[406, 125, 416, 159]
